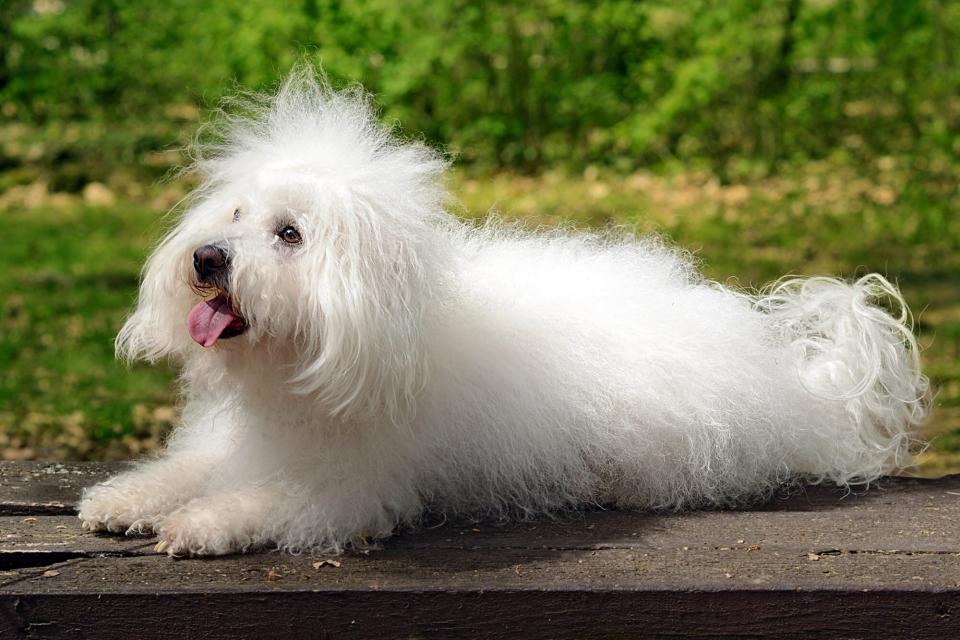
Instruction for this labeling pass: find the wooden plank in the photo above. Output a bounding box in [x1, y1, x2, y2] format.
[2, 547, 959, 638]
[2, 473, 958, 562]
[0, 461, 122, 515]
[1, 462, 958, 639]
[0, 516, 153, 571]
[4, 483, 960, 555]
[1, 589, 956, 640]
[1, 588, 959, 640]
[3, 543, 960, 592]
[4, 461, 958, 521]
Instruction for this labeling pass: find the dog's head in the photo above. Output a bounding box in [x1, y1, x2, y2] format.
[118, 68, 450, 424]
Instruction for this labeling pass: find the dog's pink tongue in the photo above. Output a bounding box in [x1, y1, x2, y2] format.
[187, 296, 238, 347]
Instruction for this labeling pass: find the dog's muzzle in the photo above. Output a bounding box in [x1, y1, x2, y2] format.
[187, 243, 247, 347]
[193, 244, 230, 286]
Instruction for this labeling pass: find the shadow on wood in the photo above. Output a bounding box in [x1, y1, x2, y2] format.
[1, 461, 958, 639]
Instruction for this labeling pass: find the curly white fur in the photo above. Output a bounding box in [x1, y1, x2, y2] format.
[78, 69, 929, 556]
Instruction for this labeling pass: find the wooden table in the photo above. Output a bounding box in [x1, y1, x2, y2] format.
[1, 461, 958, 639]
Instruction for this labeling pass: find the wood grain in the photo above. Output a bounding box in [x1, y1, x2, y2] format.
[0, 461, 121, 516]
[1, 461, 958, 639]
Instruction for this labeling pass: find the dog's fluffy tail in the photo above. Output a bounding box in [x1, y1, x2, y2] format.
[757, 274, 929, 483]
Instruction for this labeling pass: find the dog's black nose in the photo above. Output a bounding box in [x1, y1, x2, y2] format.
[193, 244, 229, 283]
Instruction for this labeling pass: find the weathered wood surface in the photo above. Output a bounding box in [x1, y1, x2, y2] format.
[1, 461, 958, 639]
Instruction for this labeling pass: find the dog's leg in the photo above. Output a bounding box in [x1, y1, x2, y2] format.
[77, 453, 218, 535]
[152, 475, 419, 556]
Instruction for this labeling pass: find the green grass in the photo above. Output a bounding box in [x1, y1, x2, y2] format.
[0, 203, 177, 459]
[2, 164, 959, 473]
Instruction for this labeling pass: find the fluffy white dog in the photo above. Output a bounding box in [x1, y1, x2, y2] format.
[78, 70, 929, 556]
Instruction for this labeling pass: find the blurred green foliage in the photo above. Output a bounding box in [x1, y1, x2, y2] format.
[0, 1, 958, 468]
[0, 203, 176, 460]
[2, 0, 958, 175]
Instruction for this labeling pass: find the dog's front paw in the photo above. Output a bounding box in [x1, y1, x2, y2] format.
[77, 482, 159, 535]
[154, 501, 260, 557]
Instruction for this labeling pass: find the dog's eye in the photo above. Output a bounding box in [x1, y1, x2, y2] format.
[278, 225, 302, 245]
[232, 208, 241, 222]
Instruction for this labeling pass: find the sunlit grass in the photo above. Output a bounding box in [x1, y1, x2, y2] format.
[2, 164, 958, 474]
[0, 204, 177, 459]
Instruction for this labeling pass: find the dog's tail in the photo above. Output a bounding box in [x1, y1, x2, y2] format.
[757, 274, 929, 483]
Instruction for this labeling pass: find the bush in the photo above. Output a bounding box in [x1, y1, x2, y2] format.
[1, 0, 958, 175]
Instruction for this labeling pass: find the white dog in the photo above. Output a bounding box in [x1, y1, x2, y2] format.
[78, 70, 929, 556]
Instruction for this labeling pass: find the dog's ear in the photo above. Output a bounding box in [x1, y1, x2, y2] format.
[288, 196, 442, 426]
[116, 225, 197, 363]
